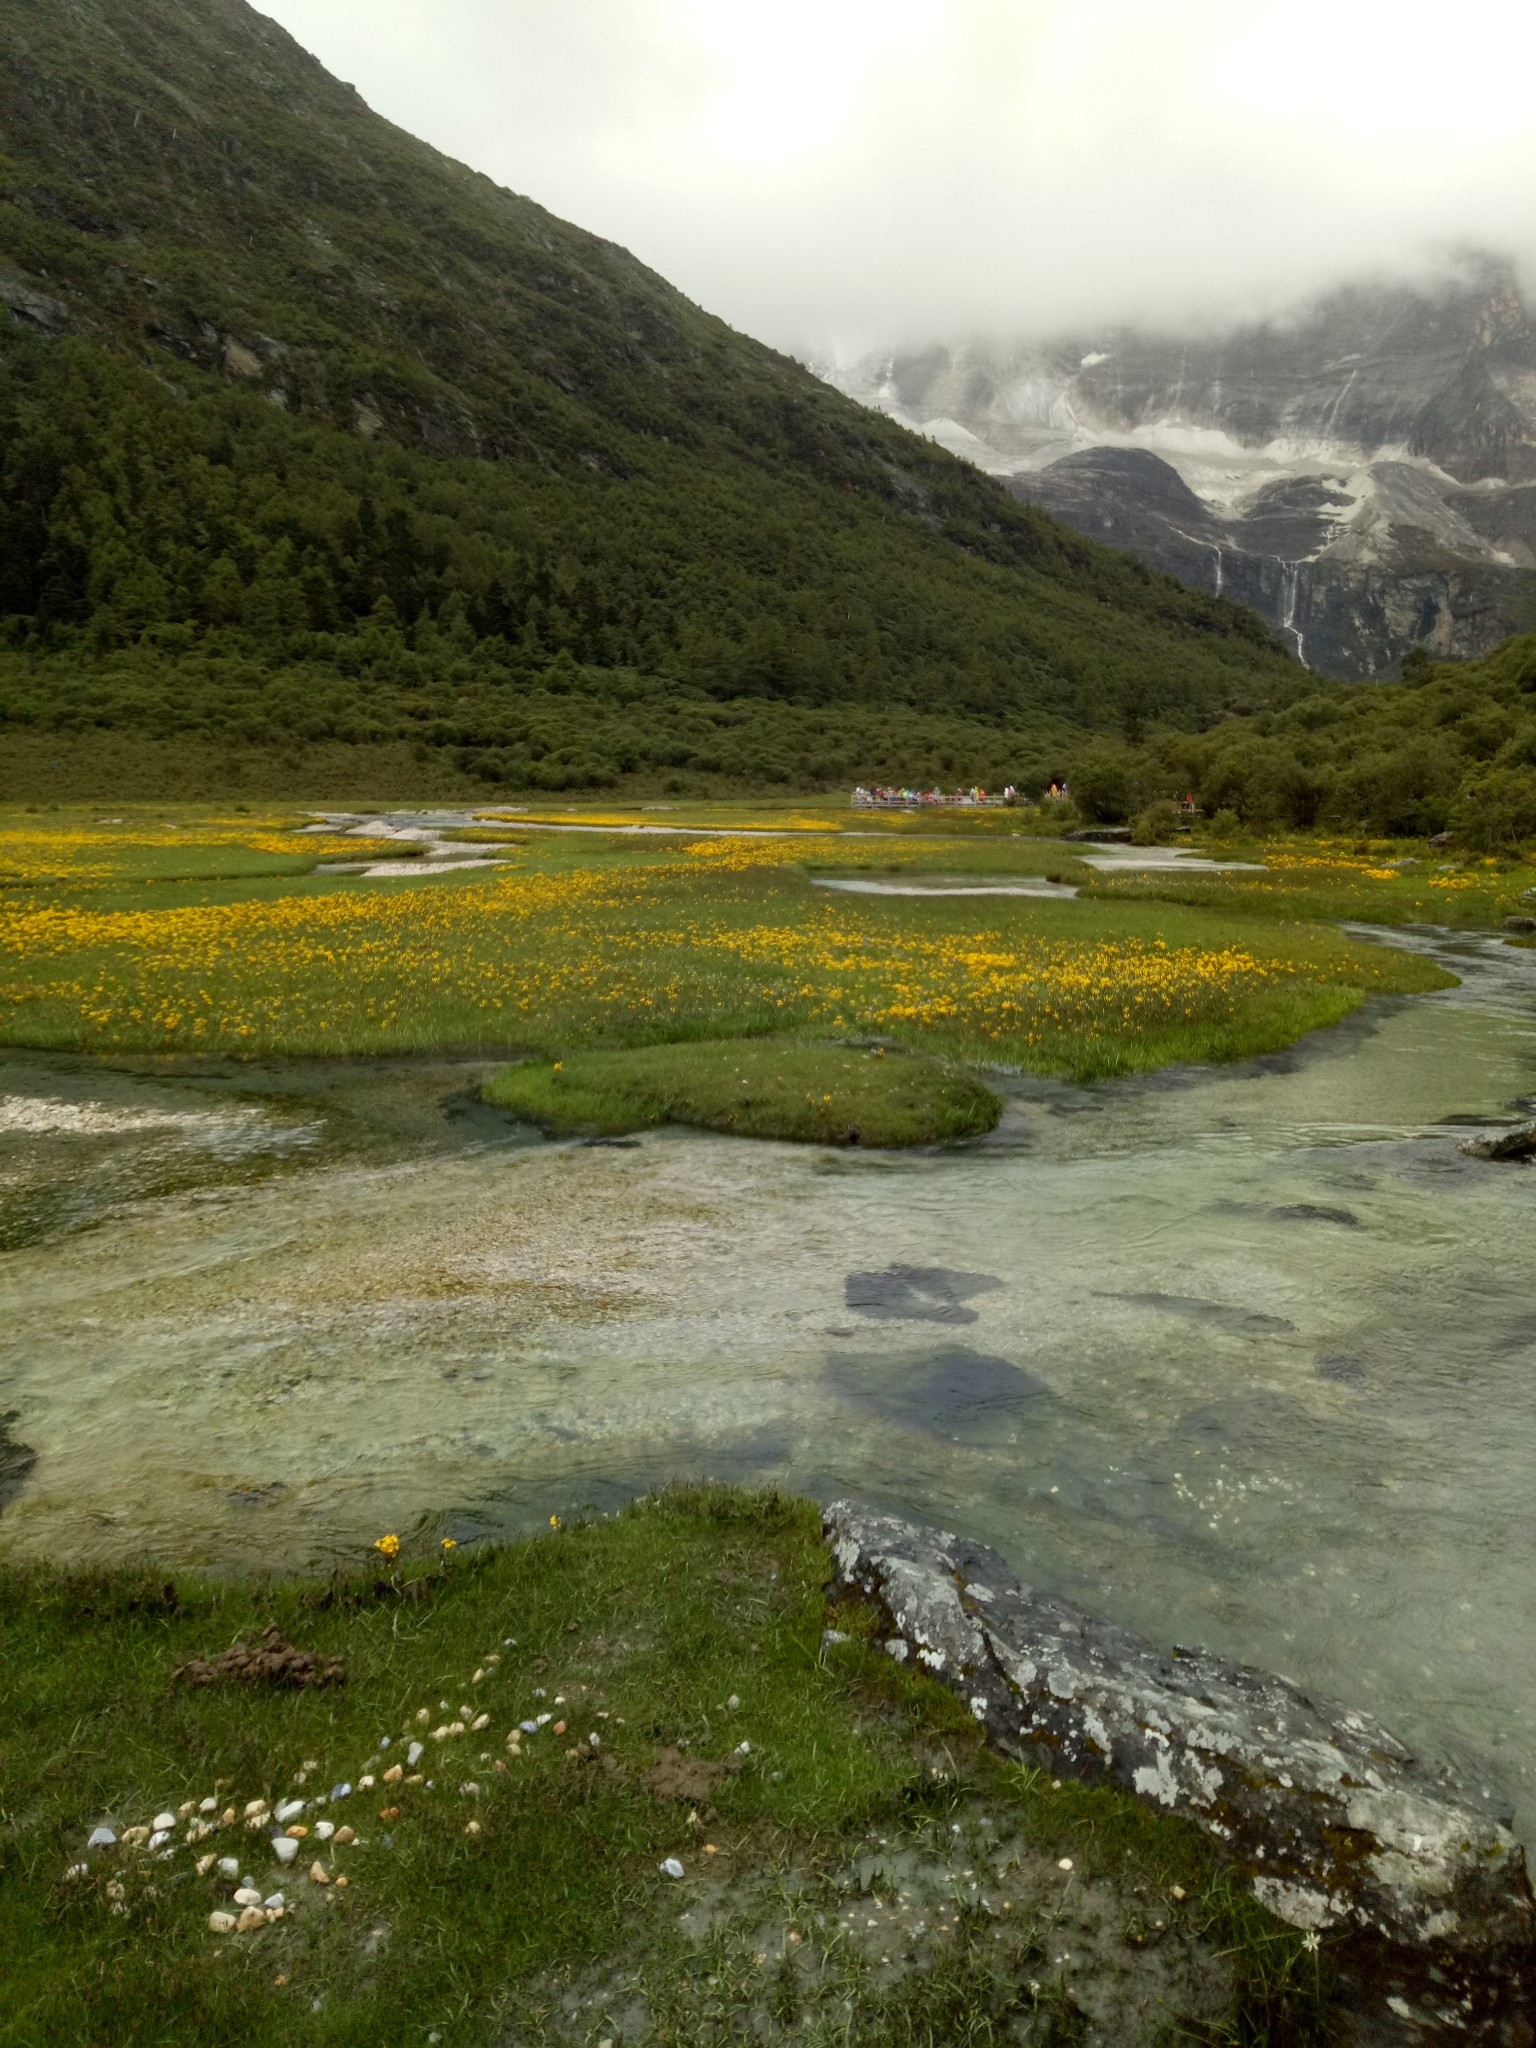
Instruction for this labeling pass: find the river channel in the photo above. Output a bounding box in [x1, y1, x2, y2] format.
[2, 924, 1533, 1840]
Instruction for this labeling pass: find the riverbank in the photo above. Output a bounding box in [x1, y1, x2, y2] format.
[1, 1487, 1331, 2048]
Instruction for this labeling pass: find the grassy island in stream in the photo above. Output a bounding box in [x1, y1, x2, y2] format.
[483, 1040, 1002, 1147]
[1, 1488, 1333, 2048]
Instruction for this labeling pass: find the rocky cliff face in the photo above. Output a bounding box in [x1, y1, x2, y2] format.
[821, 259, 1536, 680]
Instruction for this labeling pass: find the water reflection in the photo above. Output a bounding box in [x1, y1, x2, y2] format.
[1, 927, 1534, 1841]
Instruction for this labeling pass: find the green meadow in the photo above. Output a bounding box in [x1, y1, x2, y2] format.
[0, 810, 1459, 1140]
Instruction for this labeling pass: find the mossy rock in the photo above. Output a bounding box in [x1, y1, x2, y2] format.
[484, 1038, 1001, 1147]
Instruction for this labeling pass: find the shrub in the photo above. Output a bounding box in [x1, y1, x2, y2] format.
[1130, 799, 1182, 845]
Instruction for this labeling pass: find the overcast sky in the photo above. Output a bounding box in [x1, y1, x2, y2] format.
[259, 0, 1536, 359]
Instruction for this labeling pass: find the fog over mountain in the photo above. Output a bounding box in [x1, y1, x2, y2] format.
[820, 255, 1536, 680]
[259, 2, 1536, 354]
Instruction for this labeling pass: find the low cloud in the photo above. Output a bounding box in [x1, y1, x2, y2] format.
[260, 0, 1536, 351]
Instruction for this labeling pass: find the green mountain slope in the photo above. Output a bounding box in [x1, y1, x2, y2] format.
[0, 0, 1300, 794]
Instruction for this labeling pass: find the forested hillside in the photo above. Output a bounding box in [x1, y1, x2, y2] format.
[1070, 636, 1536, 846]
[0, 0, 1300, 795]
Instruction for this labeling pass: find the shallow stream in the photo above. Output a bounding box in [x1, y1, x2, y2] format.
[2, 926, 1533, 1839]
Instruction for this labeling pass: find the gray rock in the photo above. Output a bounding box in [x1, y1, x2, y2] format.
[1459, 1120, 1536, 1162]
[0, 266, 70, 337]
[824, 1501, 1535, 2040]
[1502, 917, 1536, 935]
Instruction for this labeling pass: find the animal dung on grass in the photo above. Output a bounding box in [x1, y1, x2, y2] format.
[171, 1621, 344, 1689]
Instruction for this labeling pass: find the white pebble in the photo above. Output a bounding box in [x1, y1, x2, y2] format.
[209, 1911, 236, 1933]
[64, 1862, 88, 1881]
[313, 1821, 335, 1841]
[736, 1741, 751, 1755]
[217, 1858, 239, 1879]
[233, 1888, 263, 1907]
[272, 1836, 299, 1866]
[275, 1799, 304, 1823]
[728, 1695, 741, 1711]
[1058, 1858, 1073, 1872]
[152, 1812, 177, 1833]
[148, 1830, 172, 1852]
[660, 1857, 685, 1880]
[471, 1714, 489, 1732]
[358, 1775, 375, 1790]
[199, 1796, 218, 1813]
[243, 1800, 268, 1819]
[407, 1742, 424, 1767]
[87, 1826, 117, 1850]
[330, 1784, 351, 1800]
[263, 1892, 285, 1911]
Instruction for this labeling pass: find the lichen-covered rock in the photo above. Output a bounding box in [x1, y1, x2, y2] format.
[824, 1501, 1535, 2042]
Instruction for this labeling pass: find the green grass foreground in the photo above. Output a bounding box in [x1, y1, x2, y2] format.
[0, 1489, 1332, 2047]
[484, 1040, 1002, 1147]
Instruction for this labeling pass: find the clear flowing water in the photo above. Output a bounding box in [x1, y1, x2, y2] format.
[2, 928, 1534, 1840]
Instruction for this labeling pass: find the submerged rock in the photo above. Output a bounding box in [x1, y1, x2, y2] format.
[1459, 1120, 1536, 1162]
[0, 1409, 38, 1512]
[842, 1264, 1004, 1324]
[824, 1501, 1535, 2041]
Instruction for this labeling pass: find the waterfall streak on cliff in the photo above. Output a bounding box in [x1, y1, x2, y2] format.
[1281, 561, 1306, 667]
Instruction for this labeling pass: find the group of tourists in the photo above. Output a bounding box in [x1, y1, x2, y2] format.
[850, 782, 1071, 810]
